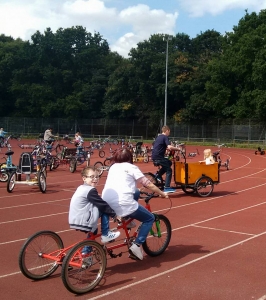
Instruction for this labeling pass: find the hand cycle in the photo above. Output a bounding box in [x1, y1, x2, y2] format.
[18, 191, 172, 294]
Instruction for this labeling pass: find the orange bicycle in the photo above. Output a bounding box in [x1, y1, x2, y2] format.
[18, 192, 172, 294]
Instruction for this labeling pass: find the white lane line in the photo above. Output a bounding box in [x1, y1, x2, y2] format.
[0, 229, 73, 246]
[1, 181, 266, 245]
[1, 229, 265, 286]
[0, 198, 70, 210]
[0, 212, 67, 225]
[86, 230, 266, 300]
[192, 225, 255, 236]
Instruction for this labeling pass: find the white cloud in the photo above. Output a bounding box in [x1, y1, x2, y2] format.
[178, 0, 266, 17]
[113, 4, 177, 56]
[0, 0, 177, 57]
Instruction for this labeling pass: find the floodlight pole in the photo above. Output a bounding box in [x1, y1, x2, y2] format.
[164, 35, 172, 126]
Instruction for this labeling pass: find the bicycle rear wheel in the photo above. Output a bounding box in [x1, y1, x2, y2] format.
[18, 231, 64, 280]
[195, 176, 214, 197]
[94, 161, 104, 176]
[142, 214, 171, 256]
[61, 240, 107, 294]
[142, 172, 163, 191]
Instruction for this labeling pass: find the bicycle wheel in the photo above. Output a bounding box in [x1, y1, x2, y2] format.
[195, 176, 214, 197]
[144, 172, 163, 189]
[7, 171, 16, 193]
[94, 161, 104, 176]
[61, 240, 107, 294]
[50, 157, 60, 170]
[55, 143, 64, 153]
[99, 150, 105, 158]
[38, 171, 46, 193]
[0, 168, 8, 182]
[142, 214, 172, 256]
[104, 157, 112, 167]
[18, 231, 64, 280]
[226, 159, 230, 170]
[181, 184, 195, 194]
[69, 157, 77, 173]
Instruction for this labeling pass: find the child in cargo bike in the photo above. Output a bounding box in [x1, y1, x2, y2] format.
[199, 149, 215, 165]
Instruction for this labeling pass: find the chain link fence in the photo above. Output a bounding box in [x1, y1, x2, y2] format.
[0, 117, 266, 144]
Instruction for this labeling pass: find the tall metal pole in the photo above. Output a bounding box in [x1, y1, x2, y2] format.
[164, 36, 172, 126]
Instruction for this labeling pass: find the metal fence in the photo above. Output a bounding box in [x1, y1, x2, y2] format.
[1, 117, 266, 144]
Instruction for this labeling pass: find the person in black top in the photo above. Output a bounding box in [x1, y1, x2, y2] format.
[152, 125, 180, 193]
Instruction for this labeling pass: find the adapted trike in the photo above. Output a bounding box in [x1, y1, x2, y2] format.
[7, 152, 47, 193]
[18, 192, 171, 294]
[52, 146, 78, 173]
[0, 147, 17, 182]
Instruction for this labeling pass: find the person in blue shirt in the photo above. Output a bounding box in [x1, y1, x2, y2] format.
[151, 125, 180, 193]
[0, 128, 7, 138]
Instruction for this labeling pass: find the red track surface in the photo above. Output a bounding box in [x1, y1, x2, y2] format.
[1, 141, 266, 300]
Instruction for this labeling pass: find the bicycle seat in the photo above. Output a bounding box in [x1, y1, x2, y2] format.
[5, 150, 14, 156]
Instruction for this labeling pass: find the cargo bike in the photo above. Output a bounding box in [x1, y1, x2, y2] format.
[145, 158, 219, 197]
[173, 161, 219, 197]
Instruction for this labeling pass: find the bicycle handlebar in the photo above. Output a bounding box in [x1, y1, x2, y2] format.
[139, 191, 159, 203]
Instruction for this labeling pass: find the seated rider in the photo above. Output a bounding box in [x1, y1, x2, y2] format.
[151, 125, 182, 193]
[0, 128, 7, 138]
[200, 149, 215, 165]
[68, 166, 120, 254]
[43, 127, 57, 144]
[102, 148, 168, 260]
[74, 132, 84, 147]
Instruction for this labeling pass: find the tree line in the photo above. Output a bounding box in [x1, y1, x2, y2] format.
[1, 9, 266, 125]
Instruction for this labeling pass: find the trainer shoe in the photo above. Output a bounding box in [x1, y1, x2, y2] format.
[101, 231, 121, 243]
[163, 187, 176, 193]
[129, 243, 143, 260]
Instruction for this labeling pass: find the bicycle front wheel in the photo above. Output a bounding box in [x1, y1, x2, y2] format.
[18, 231, 64, 280]
[142, 214, 172, 256]
[61, 240, 107, 294]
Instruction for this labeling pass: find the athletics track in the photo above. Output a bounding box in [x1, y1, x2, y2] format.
[1, 140, 266, 300]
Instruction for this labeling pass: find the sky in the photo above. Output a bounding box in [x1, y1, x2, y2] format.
[0, 0, 265, 57]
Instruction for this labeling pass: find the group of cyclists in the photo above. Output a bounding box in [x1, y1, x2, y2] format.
[2, 124, 205, 261]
